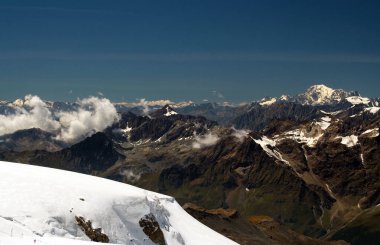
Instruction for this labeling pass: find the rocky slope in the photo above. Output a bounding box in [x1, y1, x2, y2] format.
[0, 85, 379, 244]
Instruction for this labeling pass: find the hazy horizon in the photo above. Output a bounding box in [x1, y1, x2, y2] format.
[1, 0, 379, 102]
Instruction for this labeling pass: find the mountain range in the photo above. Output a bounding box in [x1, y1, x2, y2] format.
[0, 84, 379, 244]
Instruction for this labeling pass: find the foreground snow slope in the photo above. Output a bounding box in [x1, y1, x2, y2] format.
[0, 161, 237, 245]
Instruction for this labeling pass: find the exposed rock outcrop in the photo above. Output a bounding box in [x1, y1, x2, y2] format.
[75, 216, 109, 243]
[139, 213, 166, 245]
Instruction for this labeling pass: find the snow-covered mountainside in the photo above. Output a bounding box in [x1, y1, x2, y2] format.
[0, 161, 236, 245]
[254, 84, 363, 107]
[294, 84, 358, 105]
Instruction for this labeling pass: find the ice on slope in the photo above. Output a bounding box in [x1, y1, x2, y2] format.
[0, 161, 236, 245]
[251, 136, 290, 166]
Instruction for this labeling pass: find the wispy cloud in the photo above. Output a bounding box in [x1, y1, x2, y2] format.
[231, 127, 250, 142]
[0, 5, 108, 14]
[1, 51, 380, 64]
[192, 132, 219, 149]
[211, 90, 224, 99]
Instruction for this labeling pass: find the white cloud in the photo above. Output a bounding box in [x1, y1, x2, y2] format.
[56, 96, 119, 143]
[0, 95, 119, 144]
[231, 128, 250, 142]
[138, 98, 151, 117]
[0, 95, 60, 136]
[192, 132, 219, 149]
[114, 99, 174, 107]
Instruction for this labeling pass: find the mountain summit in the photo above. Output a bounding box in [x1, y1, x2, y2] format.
[295, 84, 358, 105]
[150, 105, 178, 118]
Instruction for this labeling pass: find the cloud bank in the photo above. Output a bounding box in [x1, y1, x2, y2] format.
[0, 95, 119, 143]
[56, 96, 119, 142]
[114, 99, 174, 107]
[0, 95, 61, 136]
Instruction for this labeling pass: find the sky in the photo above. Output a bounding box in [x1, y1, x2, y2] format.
[0, 0, 379, 103]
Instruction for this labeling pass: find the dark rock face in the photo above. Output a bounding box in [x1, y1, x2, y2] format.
[0, 128, 67, 152]
[176, 102, 250, 125]
[75, 216, 109, 243]
[116, 110, 217, 143]
[182, 203, 274, 245]
[183, 203, 346, 245]
[117, 111, 150, 130]
[158, 164, 200, 191]
[139, 214, 166, 245]
[232, 102, 321, 131]
[154, 134, 330, 236]
[329, 206, 380, 245]
[27, 132, 122, 174]
[149, 105, 176, 118]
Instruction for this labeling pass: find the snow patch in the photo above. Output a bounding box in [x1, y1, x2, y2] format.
[259, 98, 276, 106]
[282, 128, 323, 147]
[251, 136, 290, 166]
[364, 107, 380, 114]
[279, 95, 289, 101]
[337, 135, 358, 147]
[360, 153, 365, 166]
[346, 96, 370, 105]
[164, 107, 178, 117]
[320, 110, 343, 116]
[316, 117, 331, 130]
[361, 128, 379, 138]
[121, 125, 132, 134]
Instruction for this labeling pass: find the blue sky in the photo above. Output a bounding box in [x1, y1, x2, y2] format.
[0, 0, 379, 102]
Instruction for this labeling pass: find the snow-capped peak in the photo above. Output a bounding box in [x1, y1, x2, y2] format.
[259, 97, 277, 106]
[164, 105, 178, 116]
[279, 95, 290, 101]
[295, 84, 358, 105]
[12, 98, 25, 107]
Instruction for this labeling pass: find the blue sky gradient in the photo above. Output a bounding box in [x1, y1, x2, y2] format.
[0, 0, 379, 102]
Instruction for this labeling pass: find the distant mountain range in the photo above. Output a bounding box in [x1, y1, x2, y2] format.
[0, 84, 379, 244]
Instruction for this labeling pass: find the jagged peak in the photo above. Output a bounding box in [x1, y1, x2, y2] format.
[149, 104, 178, 118]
